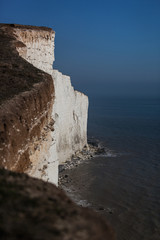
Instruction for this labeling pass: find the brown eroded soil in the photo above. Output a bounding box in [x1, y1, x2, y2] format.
[0, 24, 54, 172]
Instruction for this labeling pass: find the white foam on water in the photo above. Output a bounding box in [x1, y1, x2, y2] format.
[62, 186, 91, 208]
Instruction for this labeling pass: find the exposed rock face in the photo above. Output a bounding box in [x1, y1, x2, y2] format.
[0, 23, 88, 185]
[13, 24, 88, 173]
[0, 169, 115, 240]
[0, 24, 58, 184]
[14, 24, 55, 74]
[52, 70, 88, 164]
[13, 24, 89, 165]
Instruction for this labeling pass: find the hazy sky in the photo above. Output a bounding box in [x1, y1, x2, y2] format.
[0, 0, 160, 97]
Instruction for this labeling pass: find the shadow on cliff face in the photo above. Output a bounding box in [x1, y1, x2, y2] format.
[0, 169, 115, 240]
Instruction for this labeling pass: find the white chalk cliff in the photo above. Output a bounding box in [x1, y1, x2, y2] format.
[14, 26, 88, 185]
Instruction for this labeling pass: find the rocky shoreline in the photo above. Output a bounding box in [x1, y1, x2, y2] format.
[58, 138, 116, 214]
[58, 138, 106, 187]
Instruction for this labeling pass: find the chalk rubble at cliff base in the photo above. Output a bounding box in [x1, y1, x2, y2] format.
[59, 142, 106, 172]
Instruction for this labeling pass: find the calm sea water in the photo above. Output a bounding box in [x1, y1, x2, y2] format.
[65, 97, 160, 240]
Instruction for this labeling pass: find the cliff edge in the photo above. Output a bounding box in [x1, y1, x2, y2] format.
[0, 169, 115, 240]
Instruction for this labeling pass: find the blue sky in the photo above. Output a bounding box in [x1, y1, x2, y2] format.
[0, 0, 160, 97]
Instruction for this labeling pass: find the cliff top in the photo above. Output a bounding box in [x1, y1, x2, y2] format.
[0, 23, 53, 105]
[0, 168, 115, 240]
[0, 23, 54, 33]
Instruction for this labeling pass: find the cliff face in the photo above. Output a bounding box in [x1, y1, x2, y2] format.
[0, 24, 58, 184]
[14, 25, 55, 74]
[0, 24, 88, 185]
[52, 70, 88, 164]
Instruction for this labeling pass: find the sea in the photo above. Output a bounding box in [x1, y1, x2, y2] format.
[63, 96, 160, 240]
